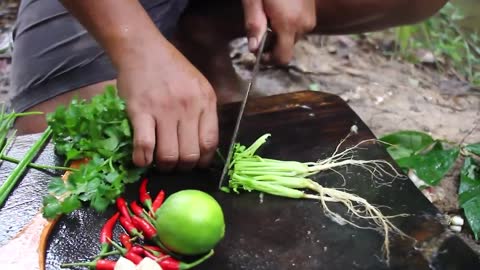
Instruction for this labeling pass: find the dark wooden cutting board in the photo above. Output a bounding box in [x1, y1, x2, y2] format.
[0, 90, 479, 270]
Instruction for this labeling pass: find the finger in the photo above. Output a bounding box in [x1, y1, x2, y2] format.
[177, 113, 201, 171]
[155, 116, 179, 171]
[271, 31, 296, 65]
[242, 0, 267, 52]
[130, 112, 156, 167]
[197, 104, 219, 168]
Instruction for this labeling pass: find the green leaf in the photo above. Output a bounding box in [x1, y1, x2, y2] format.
[459, 157, 480, 194]
[42, 195, 62, 219]
[380, 130, 435, 154]
[91, 193, 110, 212]
[42, 86, 142, 218]
[396, 147, 460, 185]
[124, 167, 146, 184]
[47, 177, 68, 195]
[386, 145, 414, 160]
[101, 136, 119, 152]
[105, 171, 120, 184]
[120, 119, 131, 137]
[465, 143, 480, 156]
[61, 195, 82, 214]
[462, 198, 480, 240]
[459, 157, 480, 240]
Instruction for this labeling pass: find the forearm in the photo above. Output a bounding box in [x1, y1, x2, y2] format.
[60, 0, 168, 69]
[314, 0, 448, 34]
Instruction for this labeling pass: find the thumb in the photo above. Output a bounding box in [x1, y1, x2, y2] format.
[242, 0, 267, 52]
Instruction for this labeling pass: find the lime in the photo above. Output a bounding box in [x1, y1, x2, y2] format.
[154, 189, 225, 255]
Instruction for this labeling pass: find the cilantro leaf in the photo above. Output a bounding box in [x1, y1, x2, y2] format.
[61, 195, 82, 214]
[42, 86, 143, 219]
[47, 177, 68, 195]
[42, 195, 62, 219]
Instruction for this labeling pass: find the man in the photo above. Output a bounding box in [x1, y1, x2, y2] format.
[9, 0, 446, 171]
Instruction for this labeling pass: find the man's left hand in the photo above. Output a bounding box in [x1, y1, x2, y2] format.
[241, 0, 317, 65]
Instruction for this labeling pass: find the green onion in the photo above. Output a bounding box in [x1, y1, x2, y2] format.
[0, 126, 53, 207]
[225, 133, 410, 265]
[0, 155, 77, 172]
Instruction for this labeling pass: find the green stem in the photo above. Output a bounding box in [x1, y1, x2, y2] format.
[152, 238, 179, 258]
[0, 127, 52, 207]
[13, 111, 44, 117]
[230, 174, 305, 199]
[60, 261, 95, 268]
[0, 130, 16, 157]
[109, 239, 126, 255]
[0, 155, 78, 172]
[181, 249, 215, 269]
[142, 208, 156, 225]
[93, 250, 120, 258]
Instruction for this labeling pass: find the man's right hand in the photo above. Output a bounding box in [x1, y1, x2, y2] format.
[117, 35, 219, 171]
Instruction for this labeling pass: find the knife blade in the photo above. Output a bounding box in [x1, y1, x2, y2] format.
[218, 29, 271, 189]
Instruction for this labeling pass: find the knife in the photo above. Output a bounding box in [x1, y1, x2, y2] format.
[218, 29, 272, 189]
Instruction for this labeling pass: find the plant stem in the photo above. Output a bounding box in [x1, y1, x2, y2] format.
[0, 127, 52, 207]
[183, 249, 215, 269]
[0, 155, 78, 172]
[93, 250, 120, 258]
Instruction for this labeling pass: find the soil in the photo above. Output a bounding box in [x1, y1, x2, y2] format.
[1, 0, 479, 254]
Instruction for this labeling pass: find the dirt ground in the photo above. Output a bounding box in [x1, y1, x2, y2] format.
[1, 0, 479, 253]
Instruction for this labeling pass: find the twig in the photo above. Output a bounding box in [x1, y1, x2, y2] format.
[460, 120, 480, 145]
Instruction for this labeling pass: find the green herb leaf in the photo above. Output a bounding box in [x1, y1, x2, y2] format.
[42, 195, 62, 219]
[396, 147, 460, 185]
[465, 143, 480, 156]
[42, 86, 142, 219]
[61, 195, 82, 214]
[459, 157, 480, 240]
[47, 177, 68, 195]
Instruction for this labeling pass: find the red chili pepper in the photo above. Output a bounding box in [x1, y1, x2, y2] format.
[116, 197, 132, 223]
[119, 233, 132, 250]
[119, 216, 144, 239]
[60, 259, 116, 270]
[130, 201, 145, 217]
[131, 215, 157, 239]
[152, 190, 165, 212]
[125, 250, 144, 265]
[131, 245, 144, 256]
[130, 201, 157, 225]
[159, 250, 214, 270]
[139, 178, 153, 211]
[99, 212, 120, 255]
[159, 257, 181, 270]
[95, 260, 117, 270]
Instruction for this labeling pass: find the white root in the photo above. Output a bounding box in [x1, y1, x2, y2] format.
[303, 182, 410, 265]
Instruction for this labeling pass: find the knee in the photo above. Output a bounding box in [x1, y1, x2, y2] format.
[396, 0, 448, 25]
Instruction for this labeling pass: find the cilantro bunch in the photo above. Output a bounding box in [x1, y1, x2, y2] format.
[43, 86, 144, 219]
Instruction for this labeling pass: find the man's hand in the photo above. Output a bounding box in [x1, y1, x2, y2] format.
[242, 0, 317, 65]
[60, 0, 219, 171]
[117, 36, 219, 171]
